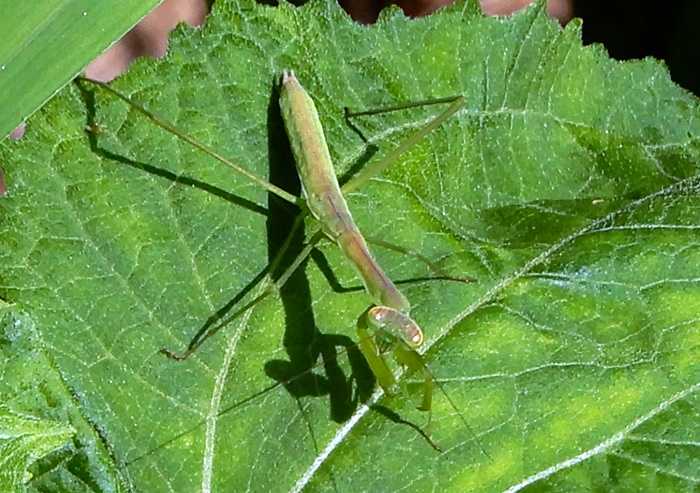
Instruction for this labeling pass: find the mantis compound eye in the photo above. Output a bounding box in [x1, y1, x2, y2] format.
[368, 306, 424, 348]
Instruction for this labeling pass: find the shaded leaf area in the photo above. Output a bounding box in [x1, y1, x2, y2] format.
[1, 0, 699, 491]
[0, 306, 123, 492]
[0, 407, 72, 493]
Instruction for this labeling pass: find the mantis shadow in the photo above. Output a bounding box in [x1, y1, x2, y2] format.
[262, 78, 375, 423]
[76, 77, 373, 422]
[77, 77, 439, 458]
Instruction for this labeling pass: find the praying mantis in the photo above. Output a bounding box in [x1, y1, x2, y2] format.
[80, 69, 482, 455]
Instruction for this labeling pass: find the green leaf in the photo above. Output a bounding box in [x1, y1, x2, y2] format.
[0, 307, 125, 492]
[0, 0, 162, 140]
[1, 0, 699, 491]
[0, 407, 73, 492]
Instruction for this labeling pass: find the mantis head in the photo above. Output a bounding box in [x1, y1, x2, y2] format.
[366, 306, 424, 349]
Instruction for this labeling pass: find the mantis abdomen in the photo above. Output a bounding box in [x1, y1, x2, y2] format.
[279, 70, 411, 315]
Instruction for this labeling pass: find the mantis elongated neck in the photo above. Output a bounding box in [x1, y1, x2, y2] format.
[279, 70, 410, 313]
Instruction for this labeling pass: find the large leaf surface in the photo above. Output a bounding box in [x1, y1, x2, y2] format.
[1, 0, 699, 491]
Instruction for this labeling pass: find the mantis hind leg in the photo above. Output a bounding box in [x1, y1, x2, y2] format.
[341, 95, 464, 195]
[365, 235, 476, 285]
[357, 311, 433, 414]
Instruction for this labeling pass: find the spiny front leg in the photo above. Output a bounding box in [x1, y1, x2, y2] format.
[358, 306, 432, 412]
[357, 311, 398, 395]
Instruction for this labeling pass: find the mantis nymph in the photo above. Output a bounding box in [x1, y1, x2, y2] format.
[81, 70, 475, 442]
[279, 70, 466, 410]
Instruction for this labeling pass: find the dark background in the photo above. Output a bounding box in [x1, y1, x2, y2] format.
[574, 0, 699, 96]
[87, 0, 699, 98]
